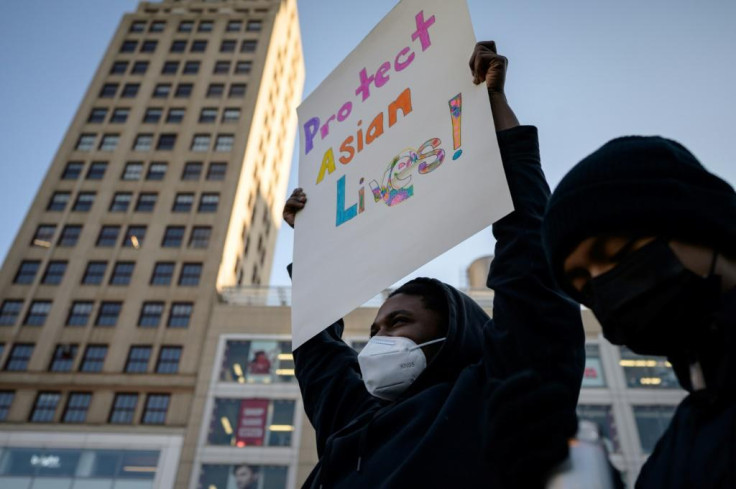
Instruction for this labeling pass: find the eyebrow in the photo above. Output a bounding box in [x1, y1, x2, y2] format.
[369, 309, 414, 333]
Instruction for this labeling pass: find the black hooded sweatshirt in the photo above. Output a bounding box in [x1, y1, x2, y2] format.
[293, 126, 585, 488]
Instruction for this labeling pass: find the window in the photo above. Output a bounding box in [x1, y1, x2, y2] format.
[199, 108, 218, 123]
[14, 261, 40, 284]
[62, 161, 83, 179]
[73, 192, 96, 211]
[208, 398, 296, 446]
[168, 302, 192, 328]
[131, 61, 149, 74]
[215, 134, 234, 151]
[222, 108, 240, 122]
[191, 134, 211, 152]
[99, 83, 118, 98]
[109, 393, 138, 424]
[144, 107, 162, 123]
[110, 108, 129, 123]
[82, 261, 107, 285]
[147, 162, 167, 180]
[96, 301, 122, 326]
[140, 40, 158, 53]
[0, 300, 23, 326]
[207, 162, 227, 180]
[182, 162, 202, 180]
[229, 84, 247, 98]
[99, 134, 119, 151]
[191, 40, 207, 52]
[170, 39, 187, 52]
[32, 224, 56, 247]
[47, 191, 71, 211]
[175, 83, 193, 98]
[173, 193, 194, 212]
[130, 21, 146, 32]
[110, 192, 132, 212]
[25, 301, 51, 325]
[139, 302, 164, 327]
[577, 404, 620, 453]
[199, 193, 219, 212]
[246, 20, 262, 32]
[42, 261, 67, 285]
[30, 392, 61, 422]
[110, 61, 128, 74]
[63, 392, 92, 423]
[123, 225, 147, 247]
[5, 344, 34, 371]
[95, 225, 119, 247]
[49, 344, 78, 372]
[153, 83, 172, 98]
[123, 162, 144, 180]
[183, 61, 200, 74]
[80, 345, 107, 372]
[133, 133, 153, 151]
[121, 83, 140, 98]
[214, 60, 230, 74]
[156, 346, 182, 373]
[220, 40, 236, 53]
[219, 341, 295, 383]
[125, 346, 152, 373]
[86, 161, 108, 180]
[227, 20, 242, 32]
[149, 21, 165, 32]
[75, 134, 96, 151]
[58, 225, 82, 246]
[179, 263, 202, 286]
[67, 301, 93, 326]
[620, 347, 679, 389]
[198, 20, 213, 32]
[241, 40, 257, 53]
[162, 60, 179, 74]
[110, 262, 134, 285]
[206, 83, 224, 98]
[166, 107, 185, 123]
[142, 394, 170, 424]
[634, 405, 677, 453]
[199, 465, 288, 488]
[120, 40, 138, 53]
[0, 391, 14, 420]
[88, 108, 108, 123]
[157, 133, 177, 150]
[151, 262, 175, 285]
[234, 60, 252, 74]
[178, 21, 193, 32]
[189, 226, 212, 248]
[162, 226, 185, 247]
[581, 344, 606, 387]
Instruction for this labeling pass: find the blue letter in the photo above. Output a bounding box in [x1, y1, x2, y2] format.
[336, 175, 358, 226]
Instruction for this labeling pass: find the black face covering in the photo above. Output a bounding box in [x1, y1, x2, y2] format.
[582, 238, 721, 356]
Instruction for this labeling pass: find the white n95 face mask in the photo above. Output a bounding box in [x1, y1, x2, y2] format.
[357, 336, 446, 401]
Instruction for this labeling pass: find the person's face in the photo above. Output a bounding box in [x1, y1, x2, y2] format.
[234, 465, 256, 489]
[370, 294, 445, 360]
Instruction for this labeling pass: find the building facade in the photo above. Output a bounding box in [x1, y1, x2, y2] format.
[0, 0, 303, 487]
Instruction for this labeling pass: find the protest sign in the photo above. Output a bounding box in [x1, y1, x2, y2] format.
[292, 0, 513, 348]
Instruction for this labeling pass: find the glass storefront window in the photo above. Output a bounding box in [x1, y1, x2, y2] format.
[198, 464, 288, 489]
[220, 340, 295, 384]
[633, 405, 677, 453]
[619, 347, 679, 389]
[582, 344, 606, 387]
[576, 404, 620, 453]
[208, 398, 295, 447]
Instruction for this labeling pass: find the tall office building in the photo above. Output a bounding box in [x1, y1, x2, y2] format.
[0, 0, 303, 487]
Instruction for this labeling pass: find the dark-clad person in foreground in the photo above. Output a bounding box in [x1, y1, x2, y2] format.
[283, 42, 585, 489]
[542, 136, 736, 488]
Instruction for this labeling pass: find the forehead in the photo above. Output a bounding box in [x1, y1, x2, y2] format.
[376, 293, 427, 318]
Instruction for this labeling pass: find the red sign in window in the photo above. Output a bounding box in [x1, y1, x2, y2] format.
[236, 399, 269, 446]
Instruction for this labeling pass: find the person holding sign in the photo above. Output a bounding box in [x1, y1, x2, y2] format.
[542, 136, 736, 488]
[284, 42, 585, 488]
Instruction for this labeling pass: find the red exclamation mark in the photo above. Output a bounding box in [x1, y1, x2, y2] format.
[449, 93, 462, 160]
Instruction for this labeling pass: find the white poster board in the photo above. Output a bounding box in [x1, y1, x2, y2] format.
[292, 0, 513, 348]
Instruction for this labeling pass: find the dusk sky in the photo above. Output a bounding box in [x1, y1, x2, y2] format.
[1, 0, 734, 287]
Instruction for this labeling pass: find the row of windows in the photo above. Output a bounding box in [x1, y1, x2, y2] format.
[99, 81, 247, 99]
[90, 106, 241, 125]
[0, 300, 193, 329]
[74, 131, 236, 152]
[0, 390, 170, 425]
[32, 223, 211, 249]
[110, 58, 253, 77]
[47, 190, 221, 213]
[61, 160, 227, 182]
[129, 19, 262, 34]
[120, 38, 258, 55]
